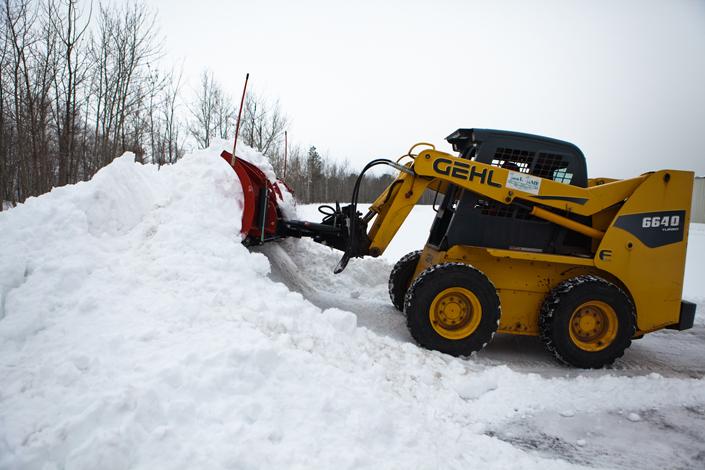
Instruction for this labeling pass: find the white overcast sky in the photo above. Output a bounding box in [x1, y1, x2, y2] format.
[139, 0, 705, 178]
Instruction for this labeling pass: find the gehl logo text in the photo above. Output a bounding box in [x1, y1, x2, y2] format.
[432, 158, 502, 188]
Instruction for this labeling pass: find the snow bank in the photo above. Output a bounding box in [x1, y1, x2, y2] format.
[1, 144, 704, 470]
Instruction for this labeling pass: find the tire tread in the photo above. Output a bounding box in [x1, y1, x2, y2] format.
[539, 274, 636, 368]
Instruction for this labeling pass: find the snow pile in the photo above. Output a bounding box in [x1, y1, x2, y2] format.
[1, 143, 704, 469]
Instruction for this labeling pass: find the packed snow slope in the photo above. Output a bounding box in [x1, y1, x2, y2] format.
[1, 143, 704, 470]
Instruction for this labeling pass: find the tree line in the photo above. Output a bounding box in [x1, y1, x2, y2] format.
[176, 69, 400, 205]
[0, 0, 409, 210]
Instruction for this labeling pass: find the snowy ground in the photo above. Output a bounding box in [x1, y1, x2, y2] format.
[1, 146, 703, 470]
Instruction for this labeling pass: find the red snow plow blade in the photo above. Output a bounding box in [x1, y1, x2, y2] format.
[220, 150, 289, 245]
[221, 150, 350, 256]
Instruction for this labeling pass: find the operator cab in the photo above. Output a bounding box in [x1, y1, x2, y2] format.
[428, 128, 592, 255]
[447, 128, 588, 187]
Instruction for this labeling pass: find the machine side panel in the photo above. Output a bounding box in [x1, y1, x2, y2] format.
[595, 170, 694, 332]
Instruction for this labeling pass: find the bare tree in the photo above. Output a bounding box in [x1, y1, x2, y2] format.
[146, 65, 183, 166]
[0, 2, 11, 206]
[159, 66, 184, 165]
[47, 0, 91, 185]
[1, 0, 172, 205]
[241, 92, 287, 158]
[189, 69, 235, 149]
[2, 0, 57, 199]
[89, 0, 162, 166]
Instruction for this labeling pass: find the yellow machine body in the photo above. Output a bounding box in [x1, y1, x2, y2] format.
[367, 149, 694, 337]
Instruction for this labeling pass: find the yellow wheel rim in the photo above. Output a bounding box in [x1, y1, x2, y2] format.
[429, 287, 482, 340]
[568, 301, 618, 352]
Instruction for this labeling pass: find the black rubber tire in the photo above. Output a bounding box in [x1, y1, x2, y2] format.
[404, 263, 500, 356]
[539, 275, 636, 369]
[388, 250, 422, 311]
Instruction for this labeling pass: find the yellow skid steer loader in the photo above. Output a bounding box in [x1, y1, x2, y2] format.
[266, 129, 696, 368]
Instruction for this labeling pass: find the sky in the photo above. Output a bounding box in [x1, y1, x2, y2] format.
[138, 0, 705, 178]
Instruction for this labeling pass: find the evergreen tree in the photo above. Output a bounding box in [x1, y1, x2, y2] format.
[306, 145, 323, 202]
